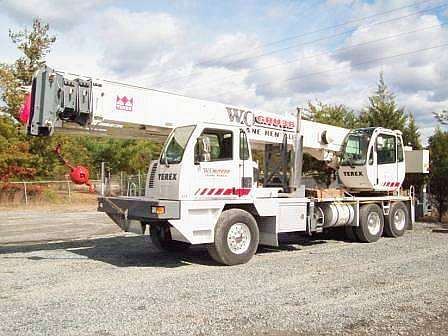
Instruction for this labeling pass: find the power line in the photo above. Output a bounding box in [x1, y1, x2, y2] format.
[137, 0, 436, 84]
[195, 0, 439, 67]
[181, 22, 446, 91]
[154, 1, 447, 87]
[205, 43, 448, 101]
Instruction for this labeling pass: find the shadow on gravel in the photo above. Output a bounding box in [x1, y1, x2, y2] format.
[0, 229, 351, 268]
[0, 235, 220, 268]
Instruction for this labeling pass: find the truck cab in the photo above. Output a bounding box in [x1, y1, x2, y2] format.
[146, 123, 257, 201]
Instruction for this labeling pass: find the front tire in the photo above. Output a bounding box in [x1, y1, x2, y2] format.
[208, 209, 259, 266]
[356, 204, 384, 243]
[150, 224, 190, 252]
[384, 202, 409, 237]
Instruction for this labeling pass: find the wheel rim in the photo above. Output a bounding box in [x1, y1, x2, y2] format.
[227, 222, 251, 255]
[367, 212, 381, 236]
[393, 208, 406, 231]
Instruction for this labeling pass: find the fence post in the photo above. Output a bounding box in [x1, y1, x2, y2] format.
[120, 171, 124, 196]
[100, 162, 105, 196]
[138, 171, 141, 196]
[23, 182, 28, 205]
[67, 180, 71, 201]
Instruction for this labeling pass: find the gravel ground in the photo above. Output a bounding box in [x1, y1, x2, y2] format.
[0, 211, 447, 336]
[0, 209, 120, 244]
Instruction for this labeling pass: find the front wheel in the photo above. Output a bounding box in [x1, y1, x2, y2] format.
[150, 224, 190, 252]
[207, 209, 259, 266]
[384, 202, 409, 237]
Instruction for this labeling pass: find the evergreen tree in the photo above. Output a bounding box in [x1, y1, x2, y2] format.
[402, 112, 422, 149]
[360, 73, 407, 131]
[428, 127, 448, 222]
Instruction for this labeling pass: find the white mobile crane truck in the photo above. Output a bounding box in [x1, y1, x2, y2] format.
[27, 66, 429, 265]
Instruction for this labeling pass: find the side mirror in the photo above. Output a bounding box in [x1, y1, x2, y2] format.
[195, 136, 211, 164]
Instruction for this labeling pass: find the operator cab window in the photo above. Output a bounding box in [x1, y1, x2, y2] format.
[195, 129, 233, 162]
[341, 131, 371, 166]
[397, 137, 404, 162]
[376, 134, 396, 164]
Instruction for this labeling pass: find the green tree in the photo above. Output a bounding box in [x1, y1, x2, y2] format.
[307, 101, 359, 128]
[0, 19, 56, 119]
[360, 73, 407, 131]
[428, 127, 448, 222]
[0, 117, 37, 181]
[402, 112, 422, 149]
[0, 18, 61, 181]
[81, 138, 161, 175]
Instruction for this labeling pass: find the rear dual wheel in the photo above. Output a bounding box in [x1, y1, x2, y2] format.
[346, 202, 409, 242]
[384, 201, 408, 237]
[345, 204, 384, 243]
[356, 203, 384, 243]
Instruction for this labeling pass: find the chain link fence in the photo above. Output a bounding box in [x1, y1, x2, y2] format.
[0, 170, 146, 206]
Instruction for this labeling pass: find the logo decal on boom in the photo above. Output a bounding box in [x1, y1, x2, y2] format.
[226, 107, 295, 130]
[116, 96, 133, 111]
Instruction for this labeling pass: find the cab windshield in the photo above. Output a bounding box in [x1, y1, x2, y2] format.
[160, 125, 195, 164]
[340, 130, 372, 166]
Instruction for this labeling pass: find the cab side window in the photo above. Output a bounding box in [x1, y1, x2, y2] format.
[240, 131, 250, 160]
[196, 129, 233, 161]
[376, 134, 396, 164]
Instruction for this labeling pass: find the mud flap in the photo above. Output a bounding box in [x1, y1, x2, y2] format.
[258, 216, 278, 247]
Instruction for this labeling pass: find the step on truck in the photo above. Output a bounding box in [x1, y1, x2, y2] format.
[26, 66, 429, 265]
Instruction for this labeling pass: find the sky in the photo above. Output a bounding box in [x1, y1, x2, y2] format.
[1, 0, 448, 144]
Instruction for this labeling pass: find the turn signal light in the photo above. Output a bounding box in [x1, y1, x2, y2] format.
[151, 206, 165, 215]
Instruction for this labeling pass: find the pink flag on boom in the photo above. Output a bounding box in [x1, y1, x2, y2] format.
[19, 93, 31, 125]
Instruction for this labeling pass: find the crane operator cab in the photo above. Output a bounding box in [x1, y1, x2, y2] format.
[338, 127, 405, 192]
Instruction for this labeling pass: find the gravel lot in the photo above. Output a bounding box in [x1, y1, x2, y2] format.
[0, 210, 447, 336]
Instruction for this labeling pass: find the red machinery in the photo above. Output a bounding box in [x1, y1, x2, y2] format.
[54, 144, 95, 193]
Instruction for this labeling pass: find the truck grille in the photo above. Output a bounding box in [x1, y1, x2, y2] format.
[148, 162, 158, 189]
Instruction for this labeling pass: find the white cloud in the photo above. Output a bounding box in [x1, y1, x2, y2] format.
[197, 33, 262, 70]
[0, 0, 106, 29]
[326, 0, 357, 6]
[337, 14, 447, 68]
[420, 126, 437, 146]
[96, 8, 184, 77]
